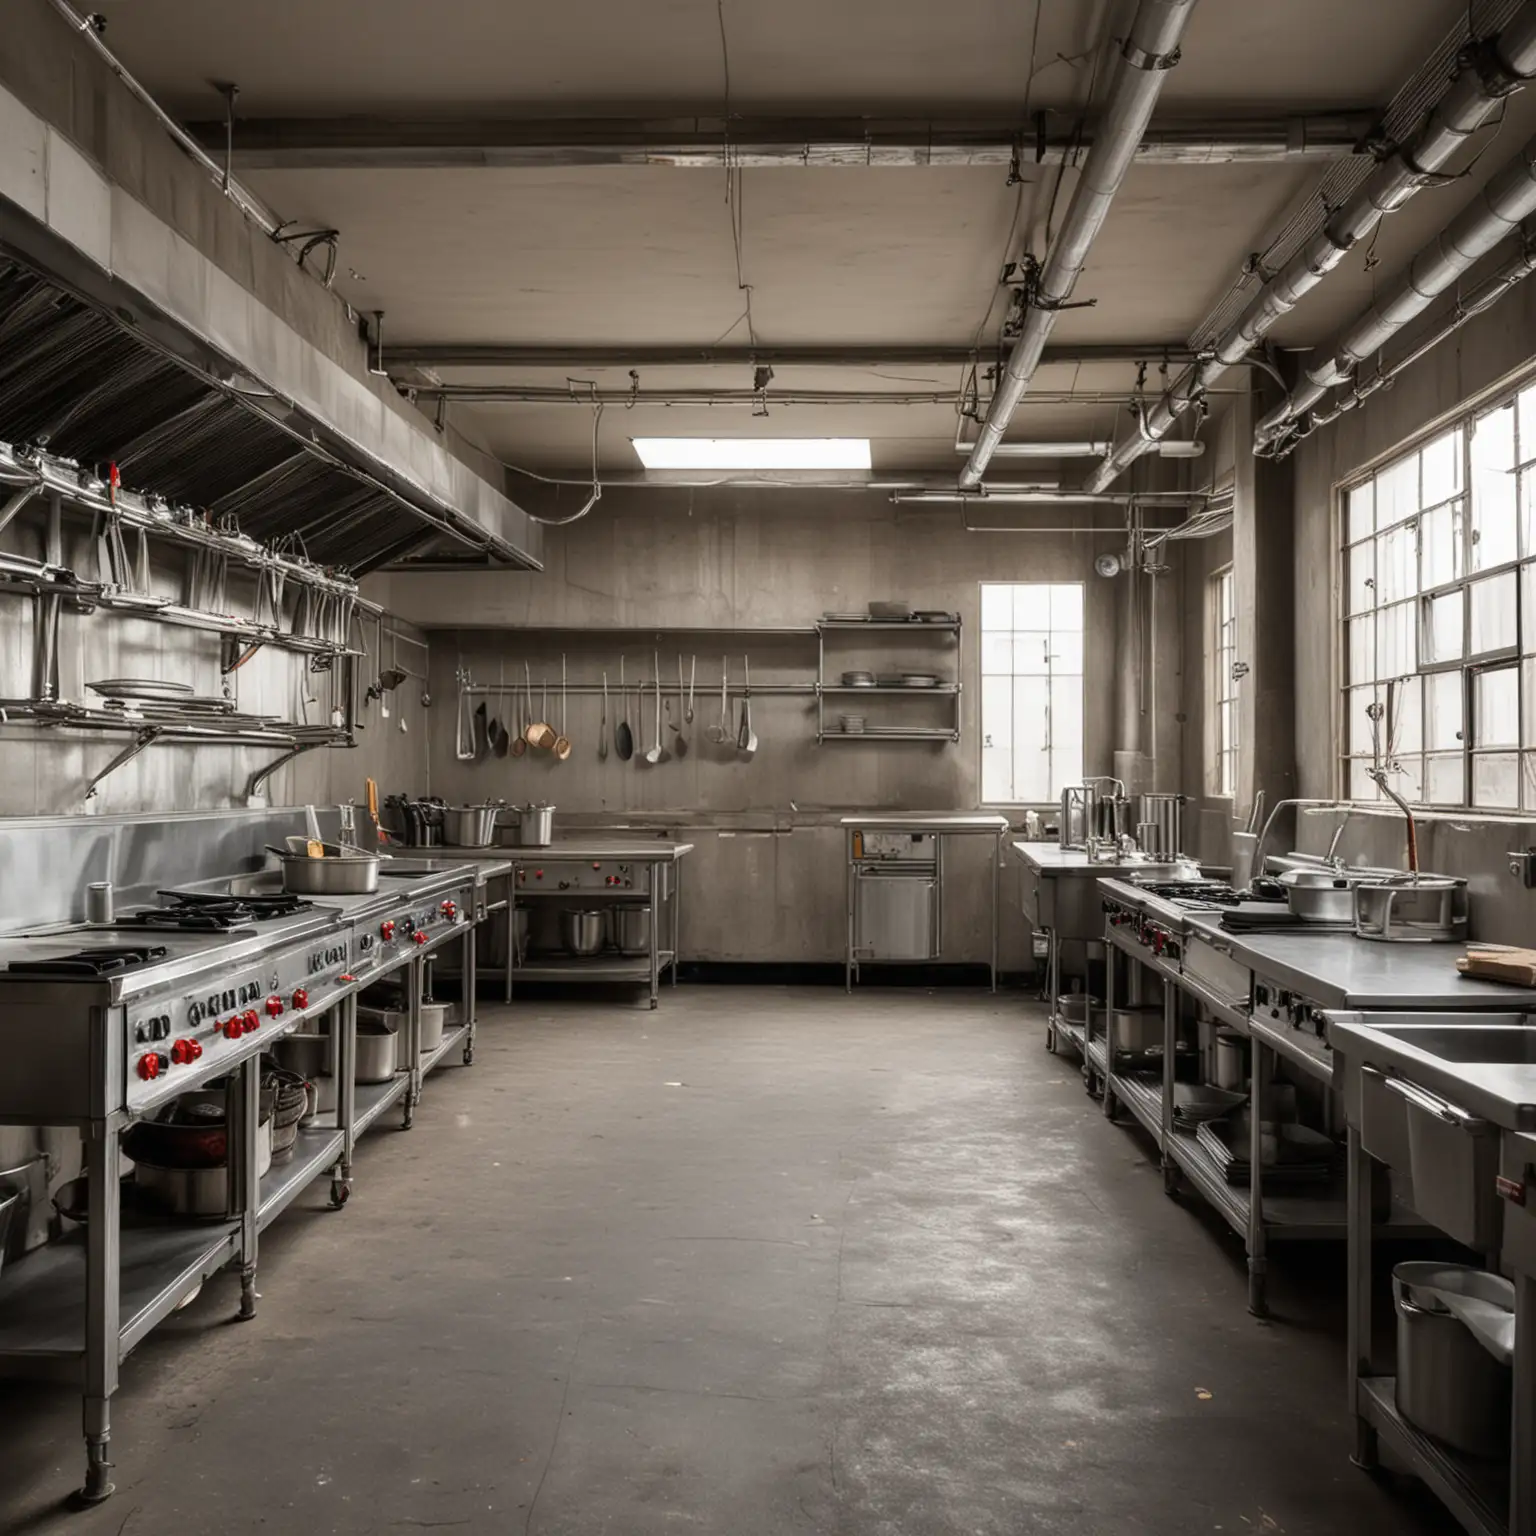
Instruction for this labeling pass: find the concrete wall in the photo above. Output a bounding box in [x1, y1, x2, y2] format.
[370, 488, 1184, 965]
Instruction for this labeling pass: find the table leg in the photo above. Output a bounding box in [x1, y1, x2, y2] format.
[990, 830, 1000, 994]
[1160, 981, 1177, 1193]
[1512, 1272, 1535, 1536]
[648, 866, 660, 1009]
[1101, 943, 1117, 1118]
[1247, 1042, 1269, 1318]
[79, 1122, 120, 1503]
[1346, 1124, 1378, 1470]
[462, 919, 477, 1065]
[845, 833, 855, 993]
[505, 886, 516, 1004]
[403, 959, 422, 1128]
[332, 993, 357, 1206]
[671, 862, 681, 986]
[230, 1055, 260, 1320]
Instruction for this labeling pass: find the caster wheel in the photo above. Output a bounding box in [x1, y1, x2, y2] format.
[329, 1181, 351, 1208]
[1163, 1164, 1181, 1197]
[1102, 1091, 1118, 1121]
[1045, 1028, 1056, 1053]
[463, 1047, 475, 1066]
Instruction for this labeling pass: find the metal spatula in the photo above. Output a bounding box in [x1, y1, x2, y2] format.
[737, 655, 758, 760]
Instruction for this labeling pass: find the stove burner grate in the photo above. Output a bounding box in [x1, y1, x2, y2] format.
[6, 944, 169, 977]
[103, 890, 320, 932]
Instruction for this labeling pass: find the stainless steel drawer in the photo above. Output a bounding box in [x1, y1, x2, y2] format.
[1182, 933, 1252, 1016]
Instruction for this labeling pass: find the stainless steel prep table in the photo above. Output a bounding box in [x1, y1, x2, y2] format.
[842, 814, 1009, 992]
[1328, 1012, 1536, 1536]
[1095, 878, 1512, 1317]
[1013, 843, 1167, 1052]
[488, 840, 693, 1009]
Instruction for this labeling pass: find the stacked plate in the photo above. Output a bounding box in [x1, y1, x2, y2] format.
[901, 673, 939, 688]
[839, 715, 867, 734]
[841, 670, 877, 688]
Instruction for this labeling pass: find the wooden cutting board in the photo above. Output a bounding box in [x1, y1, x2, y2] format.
[1457, 945, 1536, 985]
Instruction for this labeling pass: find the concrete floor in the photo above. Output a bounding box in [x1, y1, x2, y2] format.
[0, 987, 1458, 1535]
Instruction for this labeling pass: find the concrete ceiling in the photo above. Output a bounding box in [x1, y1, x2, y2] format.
[83, 0, 1527, 479]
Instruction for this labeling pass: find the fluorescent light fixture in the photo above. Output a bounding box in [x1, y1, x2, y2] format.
[631, 437, 872, 470]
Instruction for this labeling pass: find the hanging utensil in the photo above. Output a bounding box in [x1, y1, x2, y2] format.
[528, 679, 555, 752]
[489, 659, 510, 757]
[738, 655, 758, 760]
[686, 655, 696, 724]
[474, 699, 489, 759]
[616, 657, 634, 761]
[511, 662, 529, 758]
[707, 656, 729, 744]
[599, 672, 609, 761]
[672, 653, 689, 758]
[455, 664, 475, 762]
[553, 654, 572, 760]
[645, 652, 666, 764]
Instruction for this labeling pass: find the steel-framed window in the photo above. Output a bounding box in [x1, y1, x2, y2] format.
[1339, 380, 1534, 810]
[980, 582, 1084, 803]
[1210, 566, 1238, 798]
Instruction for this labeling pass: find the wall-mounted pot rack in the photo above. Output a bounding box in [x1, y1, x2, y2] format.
[0, 438, 366, 799]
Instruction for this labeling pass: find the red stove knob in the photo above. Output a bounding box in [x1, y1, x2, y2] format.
[136, 1052, 163, 1080]
[441, 900, 457, 920]
[380, 920, 396, 940]
[413, 930, 429, 946]
[244, 1010, 261, 1032]
[292, 987, 310, 1010]
[222, 1018, 244, 1040]
[265, 995, 284, 1018]
[535, 870, 544, 880]
[339, 973, 356, 983]
[169, 1038, 199, 1065]
[592, 862, 601, 870]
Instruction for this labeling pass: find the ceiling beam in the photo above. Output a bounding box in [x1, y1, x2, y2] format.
[385, 343, 1195, 370]
[185, 111, 1377, 171]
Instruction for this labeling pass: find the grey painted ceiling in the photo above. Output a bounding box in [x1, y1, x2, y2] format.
[88, 0, 1531, 478]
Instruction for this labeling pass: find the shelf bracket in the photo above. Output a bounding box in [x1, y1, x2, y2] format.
[221, 636, 265, 676]
[244, 742, 322, 805]
[83, 728, 163, 801]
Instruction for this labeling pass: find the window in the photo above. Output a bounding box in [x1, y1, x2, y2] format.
[1340, 382, 1536, 810]
[980, 582, 1084, 803]
[1210, 566, 1238, 798]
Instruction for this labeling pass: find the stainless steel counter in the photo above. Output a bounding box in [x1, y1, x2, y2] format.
[840, 815, 1007, 991]
[1012, 842, 1158, 875]
[841, 814, 1009, 835]
[430, 841, 693, 862]
[1183, 911, 1536, 1012]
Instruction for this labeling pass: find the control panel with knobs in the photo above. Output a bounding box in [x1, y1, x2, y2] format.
[514, 859, 650, 894]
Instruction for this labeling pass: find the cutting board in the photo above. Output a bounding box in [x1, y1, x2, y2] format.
[1457, 945, 1536, 986]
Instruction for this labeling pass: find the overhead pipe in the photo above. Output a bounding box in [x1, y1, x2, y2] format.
[959, 0, 1198, 490]
[1276, 232, 1536, 449]
[184, 110, 1377, 172]
[387, 342, 1195, 369]
[953, 437, 1205, 458]
[1084, 0, 1536, 492]
[1254, 130, 1536, 446]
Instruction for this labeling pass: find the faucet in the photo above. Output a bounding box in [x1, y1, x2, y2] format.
[1368, 768, 1419, 875]
[1324, 821, 1347, 865]
[1252, 798, 1342, 878]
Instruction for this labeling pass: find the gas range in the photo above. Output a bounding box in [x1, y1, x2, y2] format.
[0, 862, 479, 1122]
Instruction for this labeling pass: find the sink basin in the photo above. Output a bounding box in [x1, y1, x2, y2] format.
[1372, 1020, 1536, 1064]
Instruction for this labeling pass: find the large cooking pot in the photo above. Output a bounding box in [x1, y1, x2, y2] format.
[513, 803, 555, 847]
[560, 909, 605, 956]
[132, 1116, 274, 1219]
[361, 1002, 447, 1055]
[1280, 866, 1359, 924]
[442, 803, 502, 848]
[278, 852, 380, 895]
[125, 1095, 276, 1219]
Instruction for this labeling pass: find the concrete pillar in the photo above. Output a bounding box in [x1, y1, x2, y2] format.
[1113, 564, 1153, 794]
[1232, 379, 1296, 815]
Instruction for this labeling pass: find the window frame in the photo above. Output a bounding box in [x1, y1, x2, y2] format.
[1208, 565, 1238, 799]
[978, 580, 1086, 806]
[1338, 377, 1536, 813]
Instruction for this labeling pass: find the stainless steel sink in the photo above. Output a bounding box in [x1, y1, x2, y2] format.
[1371, 1020, 1536, 1064]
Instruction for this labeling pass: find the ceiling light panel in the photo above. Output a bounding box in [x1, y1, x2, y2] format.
[631, 437, 872, 470]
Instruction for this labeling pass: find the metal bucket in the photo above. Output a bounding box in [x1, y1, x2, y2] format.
[560, 909, 605, 956]
[442, 804, 501, 848]
[612, 905, 652, 957]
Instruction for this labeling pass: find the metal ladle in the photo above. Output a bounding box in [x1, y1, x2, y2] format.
[553, 654, 572, 761]
[645, 652, 668, 764]
[599, 671, 609, 761]
[706, 656, 729, 745]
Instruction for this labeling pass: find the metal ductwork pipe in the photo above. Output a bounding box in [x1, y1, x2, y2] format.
[954, 438, 1205, 458]
[958, 0, 1197, 490]
[1255, 130, 1536, 445]
[1084, 0, 1536, 492]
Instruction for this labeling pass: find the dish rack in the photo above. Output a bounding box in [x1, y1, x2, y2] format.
[816, 614, 962, 744]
